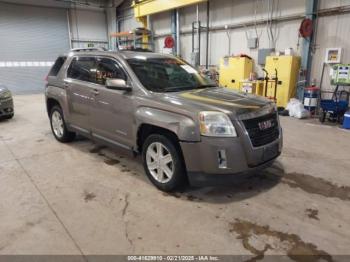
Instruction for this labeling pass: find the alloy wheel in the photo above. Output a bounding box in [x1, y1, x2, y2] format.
[51, 110, 64, 138]
[146, 142, 174, 183]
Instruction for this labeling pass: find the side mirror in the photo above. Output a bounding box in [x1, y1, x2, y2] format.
[106, 78, 132, 92]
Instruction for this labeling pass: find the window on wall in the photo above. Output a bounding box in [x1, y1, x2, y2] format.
[67, 57, 96, 83]
[96, 58, 127, 86]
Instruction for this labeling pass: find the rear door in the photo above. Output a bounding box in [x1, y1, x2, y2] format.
[90, 57, 134, 149]
[65, 56, 97, 133]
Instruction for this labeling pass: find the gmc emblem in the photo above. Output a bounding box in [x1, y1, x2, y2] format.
[258, 120, 273, 130]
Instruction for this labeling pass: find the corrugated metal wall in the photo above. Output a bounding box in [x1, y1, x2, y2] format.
[0, 2, 70, 94]
[69, 8, 109, 49]
[117, 0, 350, 89]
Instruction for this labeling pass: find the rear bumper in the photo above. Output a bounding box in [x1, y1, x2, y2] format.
[180, 129, 282, 186]
[0, 98, 14, 117]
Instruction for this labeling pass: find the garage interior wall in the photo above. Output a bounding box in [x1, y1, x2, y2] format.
[118, 0, 350, 91]
[117, 0, 143, 32]
[69, 8, 109, 49]
[0, 2, 70, 94]
[311, 0, 350, 91]
[0, 1, 110, 94]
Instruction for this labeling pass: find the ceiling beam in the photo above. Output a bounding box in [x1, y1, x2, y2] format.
[133, 0, 207, 18]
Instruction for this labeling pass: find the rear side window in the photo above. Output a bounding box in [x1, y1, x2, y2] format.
[49, 56, 66, 76]
[67, 57, 96, 83]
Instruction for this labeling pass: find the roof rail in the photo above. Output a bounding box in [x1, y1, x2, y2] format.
[70, 47, 107, 52]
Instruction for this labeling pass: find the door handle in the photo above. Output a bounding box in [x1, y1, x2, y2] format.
[92, 89, 99, 95]
[63, 82, 70, 89]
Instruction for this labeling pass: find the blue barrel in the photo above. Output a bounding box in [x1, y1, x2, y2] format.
[343, 111, 350, 129]
[304, 87, 320, 113]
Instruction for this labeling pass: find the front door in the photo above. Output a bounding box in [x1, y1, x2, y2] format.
[90, 57, 134, 149]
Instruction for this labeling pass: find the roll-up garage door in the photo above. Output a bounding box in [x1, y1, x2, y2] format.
[0, 2, 70, 94]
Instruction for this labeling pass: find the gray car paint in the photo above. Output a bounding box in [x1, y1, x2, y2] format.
[0, 85, 14, 118]
[46, 50, 282, 183]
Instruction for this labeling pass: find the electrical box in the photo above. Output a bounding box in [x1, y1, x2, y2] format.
[325, 48, 342, 64]
[265, 55, 301, 108]
[219, 56, 253, 90]
[247, 37, 258, 49]
[331, 64, 350, 86]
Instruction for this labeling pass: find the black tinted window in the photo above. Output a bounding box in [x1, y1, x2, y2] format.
[49, 56, 66, 76]
[67, 57, 96, 82]
[96, 58, 126, 85]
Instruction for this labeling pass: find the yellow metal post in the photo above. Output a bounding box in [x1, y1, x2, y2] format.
[136, 16, 149, 49]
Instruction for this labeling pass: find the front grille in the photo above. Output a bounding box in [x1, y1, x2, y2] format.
[242, 113, 279, 147]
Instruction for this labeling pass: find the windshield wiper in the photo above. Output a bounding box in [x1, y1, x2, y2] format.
[197, 84, 217, 89]
[165, 86, 196, 92]
[163, 84, 217, 92]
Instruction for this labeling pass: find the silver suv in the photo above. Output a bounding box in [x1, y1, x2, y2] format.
[45, 49, 282, 191]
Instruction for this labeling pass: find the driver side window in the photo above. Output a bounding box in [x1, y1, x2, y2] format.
[96, 58, 126, 86]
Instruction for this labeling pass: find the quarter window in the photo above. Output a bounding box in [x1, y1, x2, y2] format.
[96, 58, 126, 86]
[67, 57, 96, 83]
[49, 56, 66, 76]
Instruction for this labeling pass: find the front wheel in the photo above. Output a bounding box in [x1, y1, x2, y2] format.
[50, 105, 75, 143]
[319, 110, 326, 123]
[4, 113, 14, 120]
[142, 134, 186, 192]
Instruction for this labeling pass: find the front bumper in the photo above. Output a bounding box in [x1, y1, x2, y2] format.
[0, 97, 14, 117]
[180, 128, 283, 186]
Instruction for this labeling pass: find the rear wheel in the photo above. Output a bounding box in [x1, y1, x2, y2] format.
[142, 134, 186, 192]
[50, 105, 75, 143]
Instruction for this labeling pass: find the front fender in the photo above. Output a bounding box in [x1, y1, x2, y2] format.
[135, 107, 200, 142]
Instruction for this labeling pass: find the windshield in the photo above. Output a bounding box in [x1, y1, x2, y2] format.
[127, 57, 216, 92]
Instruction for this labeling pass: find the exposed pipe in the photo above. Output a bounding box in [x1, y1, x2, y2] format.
[176, 9, 181, 57]
[196, 4, 200, 64]
[205, 0, 209, 69]
[66, 9, 73, 49]
[302, 0, 319, 84]
[152, 4, 350, 39]
[171, 10, 177, 54]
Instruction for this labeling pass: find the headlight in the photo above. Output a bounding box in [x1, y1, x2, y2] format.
[0, 91, 11, 99]
[199, 111, 237, 137]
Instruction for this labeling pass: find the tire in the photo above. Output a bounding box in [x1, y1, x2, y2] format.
[142, 134, 186, 192]
[319, 110, 326, 123]
[50, 105, 75, 143]
[4, 113, 14, 120]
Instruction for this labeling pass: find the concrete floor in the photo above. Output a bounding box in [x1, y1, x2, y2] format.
[1, 94, 350, 258]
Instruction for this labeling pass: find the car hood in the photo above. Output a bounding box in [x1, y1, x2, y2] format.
[0, 85, 9, 93]
[157, 87, 273, 118]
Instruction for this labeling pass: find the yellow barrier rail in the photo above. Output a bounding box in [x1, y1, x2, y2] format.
[133, 0, 207, 18]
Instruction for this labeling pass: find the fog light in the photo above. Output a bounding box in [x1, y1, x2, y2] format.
[218, 150, 227, 169]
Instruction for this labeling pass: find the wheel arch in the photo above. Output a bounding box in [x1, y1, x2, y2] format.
[136, 124, 180, 154]
[46, 97, 61, 116]
[134, 107, 199, 153]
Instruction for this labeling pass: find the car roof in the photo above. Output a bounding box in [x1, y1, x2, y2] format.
[66, 50, 175, 60]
